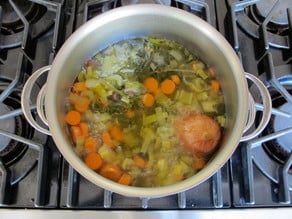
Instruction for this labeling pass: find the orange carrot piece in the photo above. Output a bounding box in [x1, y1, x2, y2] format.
[170, 75, 181, 85]
[211, 80, 220, 92]
[66, 110, 81, 125]
[142, 93, 155, 107]
[160, 79, 176, 94]
[109, 124, 124, 142]
[74, 96, 90, 112]
[118, 173, 132, 186]
[84, 137, 98, 153]
[126, 110, 135, 118]
[143, 77, 159, 93]
[102, 131, 114, 148]
[193, 158, 206, 170]
[99, 163, 122, 182]
[84, 152, 103, 170]
[73, 82, 87, 92]
[70, 125, 82, 142]
[79, 122, 89, 136]
[133, 155, 147, 168]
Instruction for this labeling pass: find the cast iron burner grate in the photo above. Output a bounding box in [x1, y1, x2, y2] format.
[227, 0, 292, 49]
[263, 84, 292, 164]
[0, 83, 30, 166]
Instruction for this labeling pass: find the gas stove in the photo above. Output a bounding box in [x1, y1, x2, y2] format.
[0, 0, 292, 217]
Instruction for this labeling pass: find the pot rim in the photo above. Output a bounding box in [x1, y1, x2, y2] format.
[46, 4, 248, 197]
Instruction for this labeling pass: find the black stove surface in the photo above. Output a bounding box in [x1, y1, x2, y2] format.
[0, 0, 292, 210]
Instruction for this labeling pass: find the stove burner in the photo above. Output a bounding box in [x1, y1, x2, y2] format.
[230, 0, 291, 49]
[0, 83, 32, 166]
[0, 0, 46, 35]
[273, 102, 292, 152]
[252, 0, 292, 27]
[263, 87, 292, 164]
[0, 103, 16, 150]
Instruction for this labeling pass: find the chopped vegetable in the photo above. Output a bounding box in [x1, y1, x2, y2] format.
[84, 137, 99, 153]
[211, 80, 220, 92]
[142, 93, 155, 107]
[99, 163, 122, 182]
[160, 79, 176, 94]
[66, 110, 81, 125]
[143, 77, 159, 93]
[109, 124, 124, 142]
[118, 173, 132, 185]
[133, 155, 147, 168]
[102, 131, 114, 148]
[84, 152, 103, 170]
[170, 75, 181, 85]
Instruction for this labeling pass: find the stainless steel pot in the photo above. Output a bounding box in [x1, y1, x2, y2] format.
[21, 4, 272, 197]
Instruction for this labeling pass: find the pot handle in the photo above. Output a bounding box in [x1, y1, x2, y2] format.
[240, 73, 272, 142]
[21, 65, 51, 136]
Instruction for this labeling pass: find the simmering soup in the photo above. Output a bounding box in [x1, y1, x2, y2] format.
[65, 37, 226, 187]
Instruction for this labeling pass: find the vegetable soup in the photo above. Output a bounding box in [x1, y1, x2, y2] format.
[65, 37, 226, 187]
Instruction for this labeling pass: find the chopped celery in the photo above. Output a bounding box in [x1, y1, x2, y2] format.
[143, 114, 157, 125]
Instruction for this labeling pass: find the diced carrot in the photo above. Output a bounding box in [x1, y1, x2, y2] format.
[118, 173, 132, 186]
[193, 158, 206, 170]
[99, 163, 122, 182]
[79, 122, 89, 136]
[211, 80, 220, 92]
[109, 124, 124, 142]
[132, 155, 147, 168]
[143, 77, 159, 93]
[170, 75, 181, 85]
[66, 110, 81, 125]
[160, 79, 176, 94]
[84, 152, 103, 170]
[126, 110, 135, 118]
[73, 82, 87, 92]
[74, 96, 90, 112]
[102, 131, 114, 148]
[84, 137, 98, 153]
[70, 125, 82, 142]
[142, 93, 155, 107]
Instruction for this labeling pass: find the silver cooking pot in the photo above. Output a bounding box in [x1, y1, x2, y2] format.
[21, 4, 272, 197]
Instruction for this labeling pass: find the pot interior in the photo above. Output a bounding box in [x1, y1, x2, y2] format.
[46, 4, 248, 197]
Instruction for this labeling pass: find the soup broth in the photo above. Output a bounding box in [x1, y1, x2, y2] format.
[65, 37, 226, 187]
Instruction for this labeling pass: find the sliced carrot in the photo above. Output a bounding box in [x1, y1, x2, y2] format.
[73, 81, 87, 92]
[193, 158, 206, 170]
[66, 110, 81, 125]
[211, 80, 220, 92]
[133, 155, 147, 168]
[102, 131, 114, 148]
[143, 77, 159, 93]
[74, 96, 90, 112]
[170, 75, 181, 85]
[84, 152, 103, 170]
[142, 93, 155, 107]
[160, 79, 176, 94]
[99, 163, 122, 182]
[118, 173, 132, 186]
[70, 125, 82, 142]
[79, 122, 89, 136]
[84, 137, 98, 153]
[126, 110, 135, 118]
[109, 124, 124, 142]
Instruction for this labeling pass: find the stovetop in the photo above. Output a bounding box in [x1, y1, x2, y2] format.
[0, 0, 292, 211]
